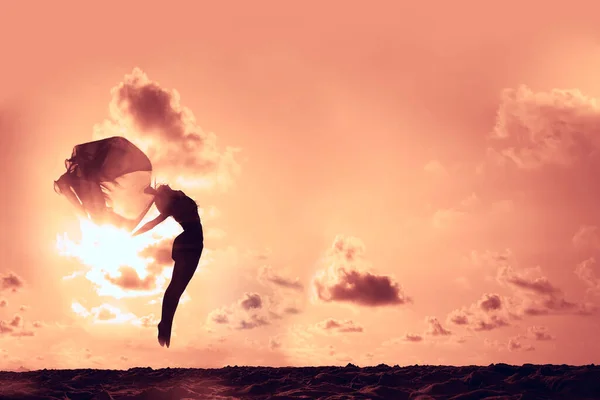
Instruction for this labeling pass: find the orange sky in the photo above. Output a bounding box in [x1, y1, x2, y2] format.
[2, 0, 600, 370]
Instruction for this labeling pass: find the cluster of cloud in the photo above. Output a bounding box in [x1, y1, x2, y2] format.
[312, 235, 410, 307]
[207, 291, 300, 331]
[71, 301, 158, 328]
[92, 68, 240, 190]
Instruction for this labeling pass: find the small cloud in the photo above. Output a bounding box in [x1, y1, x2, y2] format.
[1, 273, 23, 292]
[479, 293, 502, 312]
[104, 266, 156, 291]
[258, 265, 304, 291]
[508, 337, 535, 352]
[527, 326, 554, 341]
[573, 226, 600, 249]
[404, 333, 423, 342]
[426, 316, 451, 336]
[313, 235, 411, 307]
[238, 315, 269, 330]
[269, 337, 282, 350]
[208, 309, 230, 325]
[239, 293, 263, 310]
[316, 318, 364, 334]
[424, 160, 448, 177]
[0, 299, 6, 307]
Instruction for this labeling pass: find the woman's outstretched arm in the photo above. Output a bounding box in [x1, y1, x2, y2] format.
[132, 213, 168, 237]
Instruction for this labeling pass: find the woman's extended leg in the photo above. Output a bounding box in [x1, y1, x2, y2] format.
[158, 251, 201, 347]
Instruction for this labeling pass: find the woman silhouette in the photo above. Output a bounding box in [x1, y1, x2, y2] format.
[132, 184, 204, 348]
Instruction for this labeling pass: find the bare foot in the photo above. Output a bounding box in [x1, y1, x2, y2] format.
[157, 321, 171, 348]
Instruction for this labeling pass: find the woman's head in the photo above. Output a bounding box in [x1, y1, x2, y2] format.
[153, 184, 174, 214]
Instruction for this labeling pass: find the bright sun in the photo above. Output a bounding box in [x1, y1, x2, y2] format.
[56, 212, 181, 299]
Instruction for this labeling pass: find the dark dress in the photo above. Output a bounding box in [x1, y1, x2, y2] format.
[166, 191, 204, 263]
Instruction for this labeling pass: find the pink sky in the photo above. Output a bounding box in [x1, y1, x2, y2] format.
[2, 0, 600, 369]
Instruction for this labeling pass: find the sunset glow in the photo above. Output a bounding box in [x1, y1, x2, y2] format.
[3, 0, 600, 372]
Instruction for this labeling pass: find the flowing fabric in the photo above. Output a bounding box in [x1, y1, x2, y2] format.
[54, 136, 154, 231]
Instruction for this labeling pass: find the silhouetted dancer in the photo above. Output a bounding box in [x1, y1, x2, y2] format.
[132, 184, 204, 348]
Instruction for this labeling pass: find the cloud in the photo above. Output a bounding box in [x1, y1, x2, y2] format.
[465, 249, 514, 269]
[573, 226, 600, 250]
[139, 239, 174, 274]
[258, 265, 304, 291]
[479, 293, 502, 312]
[490, 85, 600, 169]
[269, 337, 282, 350]
[312, 235, 411, 307]
[105, 266, 156, 291]
[497, 266, 595, 316]
[527, 326, 554, 341]
[508, 337, 535, 352]
[93, 67, 240, 189]
[238, 315, 269, 330]
[575, 257, 600, 294]
[0, 315, 26, 336]
[207, 292, 286, 331]
[209, 309, 230, 325]
[0, 299, 6, 307]
[1, 272, 23, 292]
[316, 318, 364, 334]
[424, 160, 448, 177]
[425, 316, 451, 336]
[71, 302, 140, 325]
[447, 293, 513, 332]
[498, 266, 560, 296]
[239, 293, 263, 310]
[404, 333, 423, 342]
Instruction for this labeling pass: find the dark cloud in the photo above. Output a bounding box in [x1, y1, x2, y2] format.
[94, 68, 240, 188]
[426, 316, 451, 336]
[404, 333, 423, 342]
[498, 266, 595, 317]
[239, 293, 263, 310]
[479, 293, 502, 312]
[0, 299, 6, 307]
[32, 321, 43, 328]
[313, 235, 411, 307]
[1, 272, 23, 292]
[490, 85, 600, 169]
[472, 315, 510, 331]
[283, 306, 301, 315]
[105, 266, 156, 291]
[0, 315, 23, 335]
[210, 310, 230, 325]
[447, 293, 512, 332]
[316, 318, 364, 333]
[498, 266, 560, 296]
[238, 315, 269, 330]
[258, 266, 304, 291]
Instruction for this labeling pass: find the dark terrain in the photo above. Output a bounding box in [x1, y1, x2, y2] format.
[0, 363, 599, 399]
